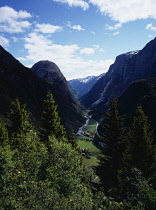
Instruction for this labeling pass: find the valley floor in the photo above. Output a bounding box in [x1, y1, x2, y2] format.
[76, 117, 102, 166]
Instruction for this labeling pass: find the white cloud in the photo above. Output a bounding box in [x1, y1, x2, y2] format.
[106, 23, 122, 30]
[11, 37, 19, 42]
[93, 44, 99, 49]
[145, 23, 156, 31]
[80, 47, 94, 55]
[148, 35, 154, 38]
[0, 35, 9, 46]
[17, 57, 27, 61]
[72, 25, 85, 31]
[22, 32, 113, 79]
[67, 22, 85, 31]
[0, 6, 32, 33]
[112, 31, 119, 35]
[23, 32, 80, 63]
[89, 0, 156, 23]
[53, 0, 89, 10]
[35, 23, 62, 33]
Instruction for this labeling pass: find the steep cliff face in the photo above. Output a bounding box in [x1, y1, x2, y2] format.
[68, 73, 105, 98]
[80, 38, 156, 108]
[31, 60, 77, 104]
[0, 46, 85, 133]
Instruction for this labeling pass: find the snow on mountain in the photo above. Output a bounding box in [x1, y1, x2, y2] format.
[80, 38, 156, 108]
[68, 73, 105, 98]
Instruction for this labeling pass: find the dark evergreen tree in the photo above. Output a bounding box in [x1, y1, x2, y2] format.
[7, 98, 33, 149]
[68, 130, 78, 149]
[40, 92, 66, 142]
[0, 122, 8, 144]
[8, 98, 32, 137]
[96, 97, 130, 192]
[129, 105, 156, 180]
[116, 168, 156, 209]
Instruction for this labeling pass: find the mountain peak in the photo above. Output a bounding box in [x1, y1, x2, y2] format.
[68, 73, 105, 98]
[32, 60, 78, 104]
[81, 38, 156, 108]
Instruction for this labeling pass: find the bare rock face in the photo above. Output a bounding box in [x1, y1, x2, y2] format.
[31, 60, 77, 104]
[80, 37, 156, 108]
[32, 61, 62, 83]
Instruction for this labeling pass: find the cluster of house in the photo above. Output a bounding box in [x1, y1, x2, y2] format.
[81, 131, 94, 138]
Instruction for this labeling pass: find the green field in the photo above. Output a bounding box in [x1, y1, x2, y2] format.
[83, 118, 98, 134]
[76, 118, 101, 166]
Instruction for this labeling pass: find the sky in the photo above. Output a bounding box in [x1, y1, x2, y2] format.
[0, 0, 156, 80]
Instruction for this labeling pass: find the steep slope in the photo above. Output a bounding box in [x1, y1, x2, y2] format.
[119, 77, 156, 131]
[68, 73, 105, 98]
[0, 45, 85, 134]
[81, 37, 156, 108]
[32, 61, 77, 104]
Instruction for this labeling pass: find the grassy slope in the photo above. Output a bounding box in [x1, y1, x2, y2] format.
[76, 118, 101, 166]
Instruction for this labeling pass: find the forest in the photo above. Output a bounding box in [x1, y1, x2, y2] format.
[0, 92, 155, 209]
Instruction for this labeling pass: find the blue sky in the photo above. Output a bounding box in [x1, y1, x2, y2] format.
[0, 0, 156, 80]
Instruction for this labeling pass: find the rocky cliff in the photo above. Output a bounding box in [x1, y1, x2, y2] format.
[80, 38, 156, 108]
[32, 60, 77, 104]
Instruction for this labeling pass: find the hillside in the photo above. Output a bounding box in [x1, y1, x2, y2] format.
[80, 38, 156, 109]
[0, 45, 85, 134]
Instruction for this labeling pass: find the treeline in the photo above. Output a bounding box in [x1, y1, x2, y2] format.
[96, 98, 156, 209]
[0, 93, 156, 209]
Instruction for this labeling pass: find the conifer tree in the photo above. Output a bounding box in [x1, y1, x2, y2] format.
[0, 122, 8, 144]
[8, 98, 32, 137]
[68, 131, 78, 149]
[129, 105, 156, 179]
[96, 97, 130, 191]
[40, 92, 66, 142]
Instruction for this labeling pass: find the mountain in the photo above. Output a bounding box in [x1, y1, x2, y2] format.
[31, 60, 78, 104]
[68, 73, 105, 98]
[118, 77, 156, 132]
[0, 45, 85, 134]
[80, 37, 156, 109]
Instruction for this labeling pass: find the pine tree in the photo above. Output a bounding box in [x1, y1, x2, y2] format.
[0, 121, 8, 144]
[40, 92, 66, 142]
[8, 98, 32, 137]
[68, 131, 78, 149]
[96, 97, 130, 192]
[129, 105, 156, 179]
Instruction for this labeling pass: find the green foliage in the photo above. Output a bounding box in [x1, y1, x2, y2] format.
[115, 168, 156, 210]
[93, 191, 125, 210]
[0, 98, 95, 209]
[1, 93, 155, 209]
[8, 98, 32, 137]
[129, 105, 156, 179]
[96, 97, 130, 191]
[39, 136, 93, 206]
[68, 131, 78, 149]
[0, 121, 8, 144]
[40, 92, 66, 142]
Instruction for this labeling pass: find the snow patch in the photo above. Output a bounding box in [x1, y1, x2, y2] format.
[91, 79, 112, 107]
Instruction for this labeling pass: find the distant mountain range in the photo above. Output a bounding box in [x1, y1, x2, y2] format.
[1, 37, 156, 137]
[68, 73, 105, 98]
[0, 46, 85, 135]
[80, 38, 156, 109]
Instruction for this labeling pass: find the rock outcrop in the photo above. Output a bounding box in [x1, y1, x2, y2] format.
[80, 38, 156, 108]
